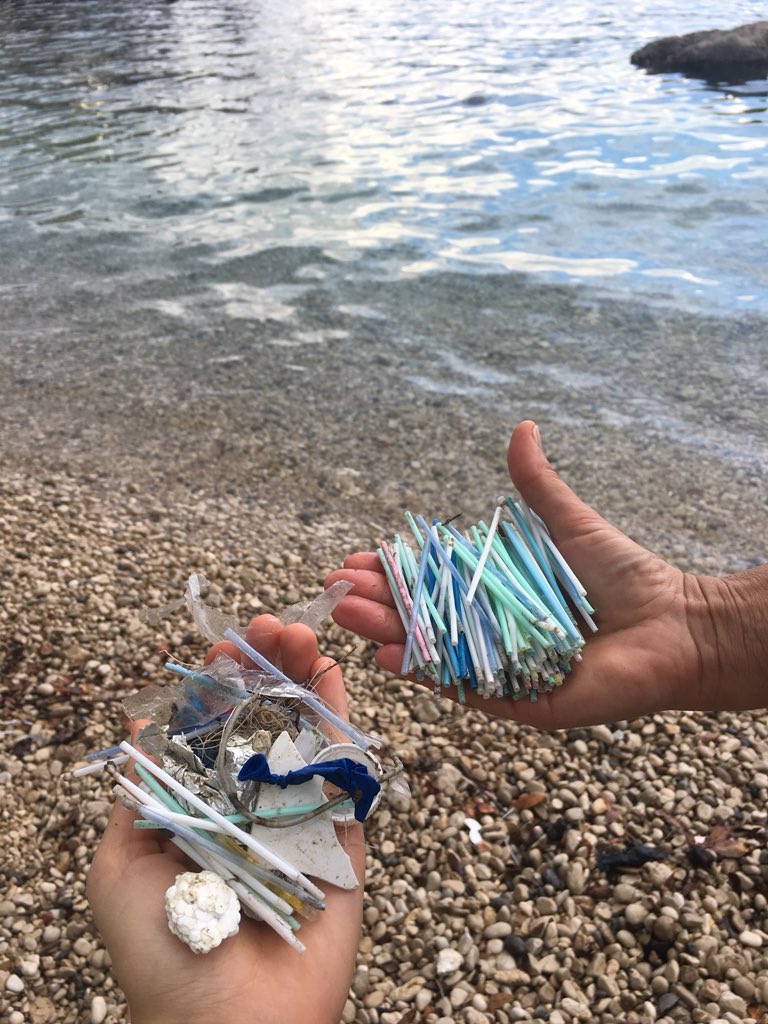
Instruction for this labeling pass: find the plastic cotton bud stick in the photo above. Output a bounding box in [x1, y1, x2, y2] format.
[401, 536, 433, 676]
[466, 499, 504, 604]
[378, 496, 597, 702]
[119, 740, 326, 903]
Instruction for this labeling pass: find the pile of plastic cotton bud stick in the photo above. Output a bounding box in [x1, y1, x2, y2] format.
[67, 577, 407, 954]
[379, 497, 596, 702]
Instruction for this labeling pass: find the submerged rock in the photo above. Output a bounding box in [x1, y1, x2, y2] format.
[631, 21, 768, 82]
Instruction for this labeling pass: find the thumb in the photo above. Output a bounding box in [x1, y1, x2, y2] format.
[507, 421, 605, 547]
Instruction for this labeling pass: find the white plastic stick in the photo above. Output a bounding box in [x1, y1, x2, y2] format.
[466, 500, 504, 604]
[119, 741, 325, 903]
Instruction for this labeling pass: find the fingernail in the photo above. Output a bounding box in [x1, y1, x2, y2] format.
[532, 423, 542, 449]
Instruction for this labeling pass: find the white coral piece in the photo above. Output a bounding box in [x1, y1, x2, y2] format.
[165, 870, 241, 954]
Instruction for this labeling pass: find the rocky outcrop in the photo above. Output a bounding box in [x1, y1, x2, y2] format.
[631, 21, 768, 81]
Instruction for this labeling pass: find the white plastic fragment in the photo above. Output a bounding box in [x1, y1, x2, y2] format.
[464, 817, 483, 845]
[250, 731, 359, 890]
[165, 870, 241, 954]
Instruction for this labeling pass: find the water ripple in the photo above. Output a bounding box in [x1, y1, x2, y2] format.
[0, 0, 766, 311]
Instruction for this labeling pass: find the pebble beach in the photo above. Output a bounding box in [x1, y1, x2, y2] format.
[1, 273, 767, 1024]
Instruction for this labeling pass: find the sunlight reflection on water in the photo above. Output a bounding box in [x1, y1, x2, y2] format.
[1, 0, 766, 312]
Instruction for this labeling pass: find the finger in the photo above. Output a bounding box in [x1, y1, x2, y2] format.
[204, 640, 241, 665]
[507, 420, 606, 544]
[95, 720, 173, 858]
[374, 644, 408, 678]
[332, 594, 406, 646]
[324, 568, 396, 607]
[243, 614, 282, 668]
[279, 622, 318, 682]
[340, 552, 384, 572]
[310, 655, 350, 725]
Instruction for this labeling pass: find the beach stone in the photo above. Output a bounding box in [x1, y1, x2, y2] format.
[615, 883, 641, 904]
[653, 916, 678, 942]
[391, 977, 424, 1003]
[5, 974, 24, 993]
[718, 991, 748, 1017]
[700, 979, 721, 1002]
[436, 948, 464, 975]
[589, 725, 614, 745]
[644, 862, 674, 886]
[731, 976, 755, 1001]
[657, 992, 678, 1014]
[436, 763, 466, 794]
[20, 956, 40, 977]
[426, 870, 442, 892]
[450, 986, 471, 1008]
[624, 902, 646, 927]
[73, 936, 94, 957]
[631, 21, 768, 80]
[90, 995, 108, 1024]
[739, 929, 763, 948]
[341, 1000, 356, 1024]
[413, 696, 441, 724]
[560, 997, 591, 1020]
[566, 861, 586, 895]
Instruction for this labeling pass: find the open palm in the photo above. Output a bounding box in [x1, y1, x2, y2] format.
[325, 421, 710, 729]
[88, 619, 364, 1024]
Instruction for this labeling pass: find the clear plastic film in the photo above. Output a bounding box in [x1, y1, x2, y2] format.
[143, 574, 354, 646]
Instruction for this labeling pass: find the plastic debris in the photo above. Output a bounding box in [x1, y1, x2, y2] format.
[378, 498, 596, 702]
[238, 750, 381, 823]
[68, 574, 405, 955]
[165, 870, 241, 954]
[248, 732, 358, 890]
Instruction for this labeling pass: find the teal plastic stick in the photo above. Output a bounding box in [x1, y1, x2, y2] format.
[500, 522, 582, 643]
[443, 524, 548, 629]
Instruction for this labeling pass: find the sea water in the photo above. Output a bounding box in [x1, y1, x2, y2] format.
[1, 0, 766, 487]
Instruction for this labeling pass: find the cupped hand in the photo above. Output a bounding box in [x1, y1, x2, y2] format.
[325, 421, 712, 730]
[87, 617, 364, 1024]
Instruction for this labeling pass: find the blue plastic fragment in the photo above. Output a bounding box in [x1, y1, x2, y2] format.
[238, 755, 381, 823]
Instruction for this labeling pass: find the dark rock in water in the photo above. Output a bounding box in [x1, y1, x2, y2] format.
[631, 21, 768, 82]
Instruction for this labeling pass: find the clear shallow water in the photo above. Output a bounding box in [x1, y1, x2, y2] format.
[2, 0, 767, 312]
[1, 0, 767, 500]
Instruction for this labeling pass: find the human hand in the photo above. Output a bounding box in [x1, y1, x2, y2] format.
[325, 420, 745, 729]
[87, 616, 364, 1024]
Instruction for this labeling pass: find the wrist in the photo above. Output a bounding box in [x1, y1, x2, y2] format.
[686, 565, 768, 711]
